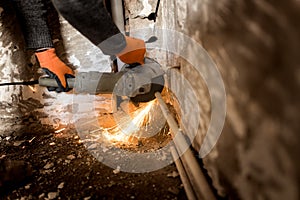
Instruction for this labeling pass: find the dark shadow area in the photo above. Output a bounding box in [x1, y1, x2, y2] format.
[0, 127, 187, 199]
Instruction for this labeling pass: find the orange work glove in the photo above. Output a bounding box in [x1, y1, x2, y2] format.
[116, 36, 146, 65]
[35, 48, 74, 92]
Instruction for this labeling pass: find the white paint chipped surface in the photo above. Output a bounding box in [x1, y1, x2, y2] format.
[138, 0, 152, 17]
[0, 7, 113, 133]
[40, 17, 113, 125]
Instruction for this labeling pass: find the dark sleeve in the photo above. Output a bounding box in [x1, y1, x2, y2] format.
[51, 0, 126, 55]
[12, 0, 53, 49]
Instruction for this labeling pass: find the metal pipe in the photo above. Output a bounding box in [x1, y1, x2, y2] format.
[111, 0, 125, 32]
[170, 146, 197, 200]
[155, 92, 216, 200]
[110, 0, 125, 111]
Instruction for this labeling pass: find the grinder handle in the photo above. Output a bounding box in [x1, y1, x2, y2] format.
[39, 77, 75, 88]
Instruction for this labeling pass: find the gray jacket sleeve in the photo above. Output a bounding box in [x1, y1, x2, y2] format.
[13, 0, 53, 49]
[51, 0, 126, 55]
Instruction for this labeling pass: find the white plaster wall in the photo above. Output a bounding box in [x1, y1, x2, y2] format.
[0, 2, 112, 135]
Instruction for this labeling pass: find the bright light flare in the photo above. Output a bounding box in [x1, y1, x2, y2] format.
[103, 100, 156, 144]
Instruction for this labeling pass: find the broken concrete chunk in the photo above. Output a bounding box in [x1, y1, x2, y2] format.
[67, 155, 76, 160]
[48, 192, 58, 200]
[58, 182, 65, 189]
[44, 162, 54, 169]
[13, 140, 25, 147]
[24, 184, 31, 189]
[113, 166, 121, 174]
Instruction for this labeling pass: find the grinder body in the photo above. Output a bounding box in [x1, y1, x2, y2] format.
[39, 58, 165, 102]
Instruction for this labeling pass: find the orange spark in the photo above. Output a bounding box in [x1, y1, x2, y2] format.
[102, 100, 157, 144]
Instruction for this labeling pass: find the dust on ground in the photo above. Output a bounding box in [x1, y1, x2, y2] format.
[0, 104, 186, 199]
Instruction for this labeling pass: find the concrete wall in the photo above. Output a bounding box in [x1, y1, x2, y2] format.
[126, 0, 300, 199]
[0, 0, 111, 136]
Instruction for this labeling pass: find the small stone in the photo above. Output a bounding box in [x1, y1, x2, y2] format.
[57, 182, 64, 189]
[25, 184, 31, 189]
[20, 197, 26, 200]
[167, 171, 179, 178]
[48, 192, 58, 200]
[67, 155, 76, 160]
[65, 160, 71, 164]
[38, 193, 45, 199]
[13, 140, 25, 146]
[83, 197, 91, 200]
[44, 162, 54, 169]
[49, 142, 56, 146]
[113, 166, 121, 174]
[88, 143, 98, 150]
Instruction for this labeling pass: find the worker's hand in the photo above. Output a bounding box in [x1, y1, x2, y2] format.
[35, 48, 75, 92]
[116, 36, 146, 65]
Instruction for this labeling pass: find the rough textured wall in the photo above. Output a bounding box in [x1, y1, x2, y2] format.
[126, 0, 300, 199]
[0, 1, 46, 136]
[173, 0, 300, 199]
[0, 0, 111, 136]
[186, 1, 300, 199]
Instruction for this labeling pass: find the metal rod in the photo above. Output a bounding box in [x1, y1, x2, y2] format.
[111, 0, 125, 32]
[155, 0, 161, 16]
[155, 92, 216, 200]
[170, 146, 197, 200]
[111, 0, 125, 112]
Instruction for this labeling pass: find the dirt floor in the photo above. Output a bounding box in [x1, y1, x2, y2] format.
[0, 114, 187, 200]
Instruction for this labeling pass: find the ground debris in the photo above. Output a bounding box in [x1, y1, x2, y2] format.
[13, 140, 25, 147]
[87, 143, 98, 150]
[67, 155, 76, 160]
[167, 171, 179, 178]
[0, 127, 185, 199]
[48, 192, 58, 199]
[113, 166, 121, 174]
[44, 162, 54, 169]
[24, 184, 31, 189]
[58, 182, 65, 189]
[38, 193, 45, 199]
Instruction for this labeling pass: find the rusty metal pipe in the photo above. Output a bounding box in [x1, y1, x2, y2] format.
[170, 146, 197, 200]
[111, 0, 125, 32]
[155, 92, 216, 200]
